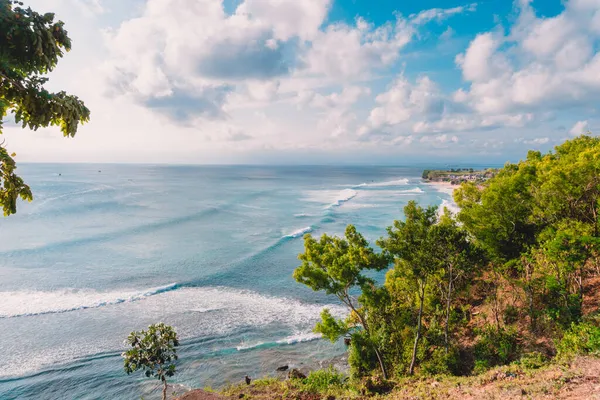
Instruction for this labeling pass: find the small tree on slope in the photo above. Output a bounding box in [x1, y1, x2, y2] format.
[123, 323, 179, 400]
[294, 225, 390, 379]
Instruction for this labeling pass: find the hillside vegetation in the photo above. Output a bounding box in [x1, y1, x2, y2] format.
[208, 135, 600, 399]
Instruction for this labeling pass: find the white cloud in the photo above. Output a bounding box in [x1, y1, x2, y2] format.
[524, 137, 550, 145]
[101, 0, 334, 122]
[569, 120, 590, 135]
[410, 3, 476, 25]
[367, 76, 445, 129]
[359, 74, 536, 139]
[7, 0, 588, 165]
[455, 0, 600, 116]
[299, 3, 475, 81]
[299, 17, 413, 80]
[237, 0, 331, 41]
[299, 86, 371, 109]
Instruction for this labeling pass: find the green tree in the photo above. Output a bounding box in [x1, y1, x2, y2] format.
[455, 157, 541, 329]
[0, 0, 89, 216]
[123, 323, 179, 400]
[294, 225, 390, 379]
[431, 209, 485, 352]
[378, 201, 439, 375]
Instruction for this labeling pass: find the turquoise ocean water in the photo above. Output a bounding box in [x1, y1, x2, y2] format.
[0, 164, 457, 399]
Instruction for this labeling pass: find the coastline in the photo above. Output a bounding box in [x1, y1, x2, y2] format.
[423, 180, 458, 196]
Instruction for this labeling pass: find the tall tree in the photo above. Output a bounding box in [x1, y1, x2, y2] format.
[294, 225, 390, 379]
[0, 0, 89, 215]
[430, 209, 485, 351]
[378, 201, 439, 375]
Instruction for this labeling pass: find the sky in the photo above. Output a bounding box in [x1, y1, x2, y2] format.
[3, 0, 600, 165]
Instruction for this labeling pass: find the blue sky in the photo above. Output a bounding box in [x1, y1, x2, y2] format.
[4, 0, 599, 164]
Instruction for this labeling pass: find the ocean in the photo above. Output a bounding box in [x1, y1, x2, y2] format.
[0, 164, 456, 399]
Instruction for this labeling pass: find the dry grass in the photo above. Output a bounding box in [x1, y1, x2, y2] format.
[207, 357, 600, 400]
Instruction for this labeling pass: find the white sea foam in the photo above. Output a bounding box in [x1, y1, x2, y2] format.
[439, 198, 460, 215]
[428, 183, 460, 215]
[328, 189, 357, 208]
[0, 283, 180, 318]
[33, 185, 113, 208]
[434, 185, 456, 196]
[398, 187, 424, 194]
[276, 331, 321, 345]
[1, 286, 348, 377]
[303, 189, 358, 209]
[236, 332, 321, 352]
[236, 341, 265, 351]
[285, 226, 313, 238]
[353, 178, 410, 188]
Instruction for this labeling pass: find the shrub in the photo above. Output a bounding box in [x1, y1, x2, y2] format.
[348, 331, 378, 378]
[473, 359, 490, 375]
[302, 367, 347, 393]
[556, 321, 600, 360]
[503, 305, 519, 325]
[518, 352, 547, 369]
[420, 346, 461, 376]
[473, 326, 519, 372]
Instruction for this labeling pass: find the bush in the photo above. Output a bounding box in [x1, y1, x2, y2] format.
[518, 352, 547, 369]
[420, 346, 461, 376]
[348, 331, 378, 378]
[473, 359, 490, 375]
[301, 367, 347, 393]
[503, 305, 519, 325]
[556, 321, 600, 360]
[473, 326, 519, 372]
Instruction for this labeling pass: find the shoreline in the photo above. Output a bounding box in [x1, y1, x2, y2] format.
[423, 180, 459, 195]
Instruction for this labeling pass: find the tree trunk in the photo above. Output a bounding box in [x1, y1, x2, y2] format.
[492, 272, 501, 330]
[525, 260, 535, 332]
[373, 347, 388, 380]
[409, 284, 425, 375]
[444, 264, 453, 353]
[162, 377, 167, 400]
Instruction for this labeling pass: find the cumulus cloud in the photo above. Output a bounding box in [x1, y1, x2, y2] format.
[524, 137, 550, 145]
[569, 120, 590, 135]
[300, 3, 475, 81]
[17, 0, 591, 163]
[454, 0, 600, 115]
[101, 0, 331, 122]
[355, 0, 600, 146]
[359, 74, 535, 141]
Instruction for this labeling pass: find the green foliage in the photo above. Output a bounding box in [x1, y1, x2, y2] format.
[123, 323, 179, 400]
[420, 346, 460, 376]
[454, 162, 539, 263]
[314, 308, 349, 342]
[301, 366, 347, 393]
[473, 326, 519, 372]
[294, 225, 390, 378]
[518, 351, 547, 369]
[0, 0, 90, 215]
[556, 321, 600, 360]
[347, 330, 379, 378]
[294, 135, 600, 381]
[294, 225, 389, 298]
[503, 305, 519, 325]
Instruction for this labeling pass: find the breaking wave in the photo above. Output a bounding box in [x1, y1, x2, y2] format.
[0, 283, 181, 318]
[353, 178, 409, 188]
[284, 227, 313, 238]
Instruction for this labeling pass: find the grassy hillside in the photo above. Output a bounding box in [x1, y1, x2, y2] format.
[217, 356, 600, 399]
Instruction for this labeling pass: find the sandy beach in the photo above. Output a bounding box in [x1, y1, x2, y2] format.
[424, 180, 458, 196]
